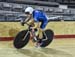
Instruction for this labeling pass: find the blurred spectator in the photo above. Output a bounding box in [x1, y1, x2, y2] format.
[0, 0, 7, 2]
[35, 0, 48, 1]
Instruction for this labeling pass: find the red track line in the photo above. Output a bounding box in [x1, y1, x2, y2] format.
[0, 35, 75, 41]
[54, 35, 75, 38]
[0, 37, 14, 41]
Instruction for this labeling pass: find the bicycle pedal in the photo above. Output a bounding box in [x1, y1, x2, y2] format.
[33, 39, 37, 42]
[35, 41, 43, 48]
[33, 37, 38, 42]
[42, 38, 47, 41]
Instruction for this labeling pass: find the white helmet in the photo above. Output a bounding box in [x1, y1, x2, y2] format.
[25, 7, 34, 14]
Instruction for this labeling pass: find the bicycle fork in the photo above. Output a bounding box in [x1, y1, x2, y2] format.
[22, 31, 30, 41]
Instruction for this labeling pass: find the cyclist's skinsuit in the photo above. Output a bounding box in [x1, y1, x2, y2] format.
[32, 10, 48, 29]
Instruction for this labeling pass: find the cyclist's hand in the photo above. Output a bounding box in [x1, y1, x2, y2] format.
[29, 22, 35, 27]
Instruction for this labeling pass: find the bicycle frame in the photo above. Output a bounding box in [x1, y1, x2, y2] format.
[24, 23, 37, 40]
[16, 19, 48, 41]
[23, 22, 48, 41]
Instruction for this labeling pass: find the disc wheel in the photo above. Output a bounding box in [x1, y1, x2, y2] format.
[40, 29, 54, 47]
[13, 30, 30, 49]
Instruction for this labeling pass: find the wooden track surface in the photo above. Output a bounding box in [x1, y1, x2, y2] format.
[0, 38, 75, 57]
[0, 22, 75, 37]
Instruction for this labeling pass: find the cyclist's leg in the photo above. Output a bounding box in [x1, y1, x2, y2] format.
[38, 21, 48, 39]
[35, 21, 48, 47]
[38, 28, 43, 39]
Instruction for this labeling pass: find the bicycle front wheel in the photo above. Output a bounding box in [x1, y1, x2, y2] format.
[13, 30, 30, 49]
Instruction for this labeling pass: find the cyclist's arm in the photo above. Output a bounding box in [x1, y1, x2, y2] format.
[28, 19, 35, 27]
[28, 18, 39, 28]
[24, 15, 31, 23]
[35, 22, 40, 28]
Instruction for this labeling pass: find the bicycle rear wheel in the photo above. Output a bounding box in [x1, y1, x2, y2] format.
[13, 30, 30, 49]
[40, 29, 54, 47]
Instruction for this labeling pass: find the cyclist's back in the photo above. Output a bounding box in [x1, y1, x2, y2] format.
[32, 10, 48, 22]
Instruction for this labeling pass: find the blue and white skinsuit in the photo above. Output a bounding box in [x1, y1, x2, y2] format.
[32, 10, 48, 29]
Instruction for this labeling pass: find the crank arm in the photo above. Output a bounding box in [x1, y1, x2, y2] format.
[42, 32, 48, 41]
